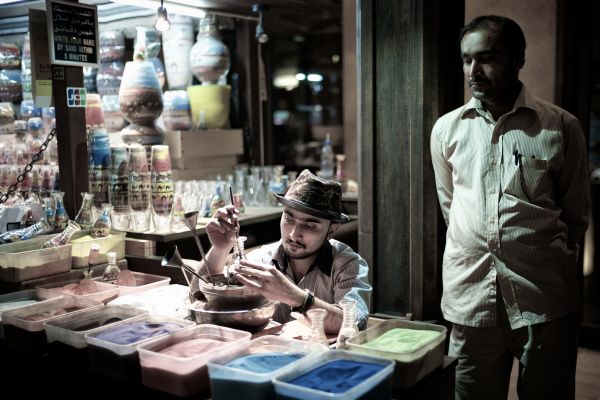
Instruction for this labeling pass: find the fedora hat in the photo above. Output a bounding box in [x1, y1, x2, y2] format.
[273, 169, 349, 223]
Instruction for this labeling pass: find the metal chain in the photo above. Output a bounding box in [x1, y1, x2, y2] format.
[0, 128, 57, 204]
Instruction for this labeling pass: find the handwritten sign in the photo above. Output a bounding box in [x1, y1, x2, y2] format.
[46, 0, 99, 67]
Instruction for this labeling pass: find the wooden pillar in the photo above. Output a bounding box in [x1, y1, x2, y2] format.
[52, 65, 88, 217]
[357, 0, 463, 320]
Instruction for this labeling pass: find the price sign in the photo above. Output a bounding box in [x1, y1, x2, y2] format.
[46, 0, 99, 67]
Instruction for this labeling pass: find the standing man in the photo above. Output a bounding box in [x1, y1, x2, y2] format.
[431, 15, 590, 399]
[198, 169, 371, 334]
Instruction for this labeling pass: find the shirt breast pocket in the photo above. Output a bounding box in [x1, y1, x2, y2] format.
[503, 158, 551, 203]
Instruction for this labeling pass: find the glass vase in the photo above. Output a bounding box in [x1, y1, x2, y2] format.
[306, 308, 329, 347]
[88, 127, 111, 219]
[128, 145, 151, 232]
[92, 203, 112, 238]
[151, 145, 173, 233]
[52, 191, 68, 232]
[110, 146, 130, 231]
[74, 192, 94, 230]
[335, 299, 359, 349]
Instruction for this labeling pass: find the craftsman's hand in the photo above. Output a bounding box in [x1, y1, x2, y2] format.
[235, 259, 306, 308]
[205, 205, 239, 252]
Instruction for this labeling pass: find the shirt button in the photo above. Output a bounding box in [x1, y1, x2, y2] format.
[491, 159, 498, 165]
[490, 218, 496, 223]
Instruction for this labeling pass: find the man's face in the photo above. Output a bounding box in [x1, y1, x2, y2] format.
[461, 27, 521, 104]
[280, 207, 334, 260]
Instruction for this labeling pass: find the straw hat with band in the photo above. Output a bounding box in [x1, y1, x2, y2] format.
[273, 169, 349, 224]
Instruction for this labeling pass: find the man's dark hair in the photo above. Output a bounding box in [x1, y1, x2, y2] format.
[460, 15, 526, 66]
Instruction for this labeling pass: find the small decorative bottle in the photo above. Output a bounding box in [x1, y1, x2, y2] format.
[52, 191, 69, 232]
[0, 219, 51, 244]
[335, 299, 359, 349]
[41, 220, 81, 248]
[335, 154, 348, 192]
[306, 308, 330, 347]
[92, 203, 113, 238]
[102, 251, 120, 281]
[74, 192, 94, 229]
[43, 197, 55, 228]
[226, 236, 247, 278]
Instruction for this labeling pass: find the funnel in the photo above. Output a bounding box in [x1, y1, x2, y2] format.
[161, 245, 208, 282]
[184, 211, 214, 284]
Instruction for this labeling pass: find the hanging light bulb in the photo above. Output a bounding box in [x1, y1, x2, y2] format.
[154, 0, 170, 32]
[252, 4, 269, 43]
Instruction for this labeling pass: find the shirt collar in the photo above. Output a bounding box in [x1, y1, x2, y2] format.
[271, 240, 334, 277]
[461, 83, 540, 119]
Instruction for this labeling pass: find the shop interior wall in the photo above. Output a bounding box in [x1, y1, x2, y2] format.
[464, 0, 557, 103]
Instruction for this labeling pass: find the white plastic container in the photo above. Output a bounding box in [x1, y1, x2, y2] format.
[273, 349, 395, 400]
[0, 288, 62, 338]
[106, 271, 171, 296]
[209, 335, 327, 400]
[345, 319, 447, 388]
[0, 236, 72, 282]
[137, 324, 251, 397]
[70, 230, 126, 269]
[85, 314, 194, 382]
[0, 296, 102, 355]
[36, 278, 119, 304]
[43, 305, 149, 349]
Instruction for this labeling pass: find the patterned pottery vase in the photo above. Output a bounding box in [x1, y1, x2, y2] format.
[162, 90, 191, 131]
[162, 14, 194, 90]
[189, 14, 230, 85]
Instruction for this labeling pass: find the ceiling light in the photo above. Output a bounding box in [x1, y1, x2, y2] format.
[252, 4, 269, 44]
[154, 0, 170, 32]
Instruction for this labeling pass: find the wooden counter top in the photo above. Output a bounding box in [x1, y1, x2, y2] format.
[123, 207, 283, 243]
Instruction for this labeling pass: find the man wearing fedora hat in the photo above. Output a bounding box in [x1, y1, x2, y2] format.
[200, 169, 371, 334]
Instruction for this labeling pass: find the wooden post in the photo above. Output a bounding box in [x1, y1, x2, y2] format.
[52, 65, 88, 217]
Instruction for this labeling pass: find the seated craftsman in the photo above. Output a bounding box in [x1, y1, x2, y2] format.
[197, 169, 372, 334]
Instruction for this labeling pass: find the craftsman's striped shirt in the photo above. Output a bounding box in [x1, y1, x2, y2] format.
[247, 239, 372, 330]
[431, 85, 590, 329]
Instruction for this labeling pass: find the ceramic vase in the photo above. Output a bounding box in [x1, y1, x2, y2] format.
[189, 14, 230, 85]
[162, 14, 194, 89]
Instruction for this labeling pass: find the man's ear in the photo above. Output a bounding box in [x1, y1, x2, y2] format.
[327, 223, 340, 239]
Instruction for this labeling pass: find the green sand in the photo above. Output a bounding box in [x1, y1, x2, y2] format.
[362, 328, 440, 353]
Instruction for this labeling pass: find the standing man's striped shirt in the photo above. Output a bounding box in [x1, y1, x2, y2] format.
[431, 84, 590, 329]
[247, 239, 371, 330]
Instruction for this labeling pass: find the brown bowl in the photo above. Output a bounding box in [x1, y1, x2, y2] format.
[184, 297, 278, 333]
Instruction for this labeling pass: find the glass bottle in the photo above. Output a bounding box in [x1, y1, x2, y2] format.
[102, 251, 120, 281]
[306, 308, 329, 347]
[226, 236, 247, 279]
[43, 197, 55, 228]
[92, 203, 112, 238]
[210, 181, 225, 216]
[0, 219, 51, 244]
[52, 191, 69, 232]
[41, 220, 81, 248]
[335, 154, 348, 192]
[170, 191, 186, 231]
[335, 299, 359, 349]
[320, 133, 335, 179]
[74, 192, 94, 230]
